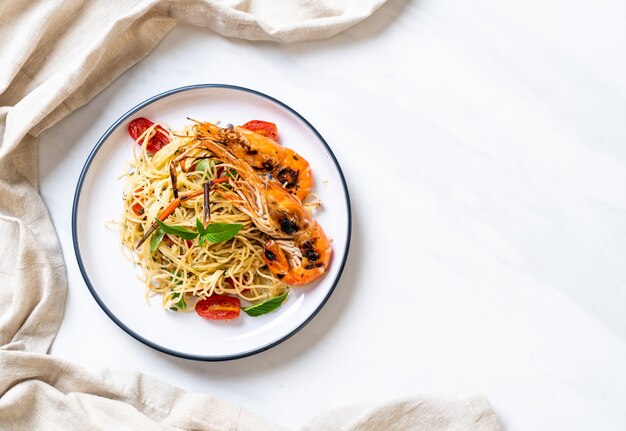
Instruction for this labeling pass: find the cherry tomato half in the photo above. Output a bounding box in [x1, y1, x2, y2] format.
[195, 295, 241, 320]
[241, 120, 278, 141]
[128, 117, 170, 154]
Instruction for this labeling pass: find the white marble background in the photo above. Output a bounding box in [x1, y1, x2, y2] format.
[39, 0, 626, 429]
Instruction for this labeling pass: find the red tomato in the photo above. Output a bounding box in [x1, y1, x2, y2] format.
[130, 188, 145, 218]
[195, 295, 241, 320]
[241, 120, 278, 141]
[128, 117, 170, 154]
[131, 202, 144, 216]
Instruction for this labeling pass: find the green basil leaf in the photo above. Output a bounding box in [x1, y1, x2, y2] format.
[243, 291, 289, 317]
[196, 219, 206, 247]
[174, 295, 186, 310]
[156, 219, 199, 240]
[220, 169, 238, 190]
[169, 290, 186, 311]
[195, 158, 215, 177]
[194, 158, 210, 172]
[150, 228, 166, 253]
[202, 223, 243, 243]
[195, 218, 206, 235]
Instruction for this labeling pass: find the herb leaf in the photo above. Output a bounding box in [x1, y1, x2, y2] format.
[156, 219, 199, 240]
[243, 291, 289, 317]
[221, 169, 238, 190]
[196, 218, 206, 247]
[169, 291, 186, 311]
[196, 218, 206, 234]
[150, 228, 166, 252]
[202, 223, 243, 243]
[195, 158, 214, 174]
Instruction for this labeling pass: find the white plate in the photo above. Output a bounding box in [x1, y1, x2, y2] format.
[72, 85, 351, 361]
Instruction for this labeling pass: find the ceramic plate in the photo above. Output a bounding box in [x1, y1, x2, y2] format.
[72, 84, 351, 361]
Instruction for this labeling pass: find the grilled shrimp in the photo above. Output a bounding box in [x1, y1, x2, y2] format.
[263, 220, 331, 286]
[196, 127, 331, 286]
[194, 121, 313, 201]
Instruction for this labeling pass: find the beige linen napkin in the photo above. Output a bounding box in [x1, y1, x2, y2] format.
[0, 1, 502, 429]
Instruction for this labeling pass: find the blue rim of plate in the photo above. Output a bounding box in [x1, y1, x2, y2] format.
[71, 84, 352, 361]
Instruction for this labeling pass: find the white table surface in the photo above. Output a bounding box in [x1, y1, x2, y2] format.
[39, 0, 626, 429]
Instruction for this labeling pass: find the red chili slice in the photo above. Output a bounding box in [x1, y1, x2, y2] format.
[131, 202, 144, 216]
[241, 120, 278, 141]
[128, 117, 170, 154]
[130, 188, 146, 219]
[195, 295, 241, 320]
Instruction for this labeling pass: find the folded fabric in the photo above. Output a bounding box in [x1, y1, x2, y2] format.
[1, 344, 500, 430]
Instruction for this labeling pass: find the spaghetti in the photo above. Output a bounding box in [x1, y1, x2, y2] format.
[120, 123, 285, 314]
[119, 118, 330, 321]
